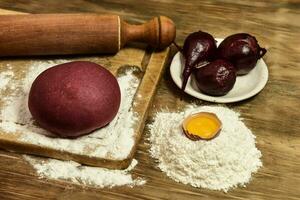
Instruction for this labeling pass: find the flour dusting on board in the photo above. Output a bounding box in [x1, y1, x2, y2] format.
[0, 60, 139, 160]
[0, 69, 14, 89]
[149, 105, 262, 192]
[23, 155, 146, 188]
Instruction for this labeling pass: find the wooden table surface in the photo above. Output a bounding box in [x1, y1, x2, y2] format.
[0, 1, 299, 200]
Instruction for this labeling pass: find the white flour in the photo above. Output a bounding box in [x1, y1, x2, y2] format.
[0, 69, 14, 90]
[23, 155, 146, 188]
[149, 105, 262, 192]
[0, 61, 139, 160]
[0, 60, 146, 188]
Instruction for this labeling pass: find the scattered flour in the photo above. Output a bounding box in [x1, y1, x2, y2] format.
[149, 105, 262, 192]
[0, 70, 14, 90]
[0, 60, 146, 188]
[24, 155, 146, 188]
[0, 61, 139, 160]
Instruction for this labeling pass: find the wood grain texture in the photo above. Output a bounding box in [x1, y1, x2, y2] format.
[0, 13, 175, 56]
[0, 14, 121, 55]
[0, 1, 299, 199]
[121, 16, 175, 49]
[0, 8, 170, 170]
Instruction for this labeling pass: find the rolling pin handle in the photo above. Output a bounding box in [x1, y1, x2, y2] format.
[121, 16, 176, 49]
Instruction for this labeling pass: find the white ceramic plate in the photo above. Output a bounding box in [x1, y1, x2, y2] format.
[170, 38, 269, 103]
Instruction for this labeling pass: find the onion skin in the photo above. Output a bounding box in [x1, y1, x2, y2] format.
[181, 31, 217, 91]
[195, 59, 236, 96]
[217, 33, 266, 75]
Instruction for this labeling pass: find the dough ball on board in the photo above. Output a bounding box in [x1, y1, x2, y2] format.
[28, 61, 121, 138]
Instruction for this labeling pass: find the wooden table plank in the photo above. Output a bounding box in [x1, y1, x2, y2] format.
[0, 1, 299, 199]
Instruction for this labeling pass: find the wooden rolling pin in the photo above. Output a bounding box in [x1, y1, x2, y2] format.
[0, 14, 176, 56]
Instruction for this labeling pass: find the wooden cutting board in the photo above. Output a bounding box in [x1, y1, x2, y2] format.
[0, 9, 170, 169]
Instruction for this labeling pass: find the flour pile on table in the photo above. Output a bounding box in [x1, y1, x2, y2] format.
[149, 106, 262, 192]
